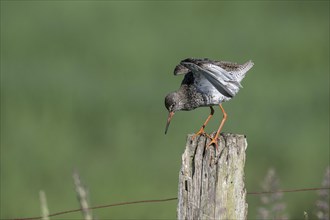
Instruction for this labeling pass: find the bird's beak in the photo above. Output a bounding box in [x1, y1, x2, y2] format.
[165, 111, 175, 134]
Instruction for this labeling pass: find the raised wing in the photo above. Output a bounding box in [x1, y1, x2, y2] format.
[214, 60, 254, 82]
[174, 58, 213, 75]
[173, 64, 190, 75]
[180, 58, 254, 97]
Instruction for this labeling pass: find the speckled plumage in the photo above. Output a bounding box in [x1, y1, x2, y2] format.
[166, 58, 253, 111]
[164, 57, 254, 146]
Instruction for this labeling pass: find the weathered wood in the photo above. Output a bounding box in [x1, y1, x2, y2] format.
[177, 133, 248, 220]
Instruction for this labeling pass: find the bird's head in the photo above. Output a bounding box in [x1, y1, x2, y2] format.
[164, 92, 185, 134]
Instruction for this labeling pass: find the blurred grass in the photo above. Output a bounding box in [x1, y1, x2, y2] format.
[1, 1, 329, 219]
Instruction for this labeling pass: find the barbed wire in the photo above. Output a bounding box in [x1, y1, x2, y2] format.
[10, 187, 329, 220]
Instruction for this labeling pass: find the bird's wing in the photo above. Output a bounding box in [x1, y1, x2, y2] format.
[173, 64, 190, 75]
[204, 63, 243, 87]
[215, 60, 254, 82]
[173, 58, 211, 75]
[180, 61, 238, 97]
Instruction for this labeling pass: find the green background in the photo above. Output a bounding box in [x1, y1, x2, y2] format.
[1, 1, 329, 219]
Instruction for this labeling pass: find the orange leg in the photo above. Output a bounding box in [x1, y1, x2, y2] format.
[208, 104, 227, 150]
[192, 106, 214, 140]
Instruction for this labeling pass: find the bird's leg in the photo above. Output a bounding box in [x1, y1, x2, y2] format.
[192, 106, 214, 140]
[208, 104, 227, 150]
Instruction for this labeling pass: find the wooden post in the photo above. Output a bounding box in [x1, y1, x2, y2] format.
[177, 133, 248, 220]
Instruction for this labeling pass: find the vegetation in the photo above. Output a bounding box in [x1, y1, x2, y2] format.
[1, 1, 329, 219]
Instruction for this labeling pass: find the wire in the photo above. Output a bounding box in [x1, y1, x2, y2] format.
[13, 198, 178, 220]
[12, 187, 330, 220]
[247, 187, 329, 195]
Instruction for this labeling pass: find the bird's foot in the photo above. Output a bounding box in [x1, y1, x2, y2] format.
[192, 127, 209, 140]
[207, 135, 219, 150]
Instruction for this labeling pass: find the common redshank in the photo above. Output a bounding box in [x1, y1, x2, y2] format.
[164, 58, 254, 149]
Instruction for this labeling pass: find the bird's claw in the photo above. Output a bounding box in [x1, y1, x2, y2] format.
[192, 127, 210, 140]
[207, 136, 219, 150]
[192, 129, 205, 140]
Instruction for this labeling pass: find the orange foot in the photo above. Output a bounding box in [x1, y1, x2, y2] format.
[207, 135, 220, 150]
[192, 127, 210, 140]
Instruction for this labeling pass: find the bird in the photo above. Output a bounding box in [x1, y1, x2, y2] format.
[164, 58, 254, 149]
